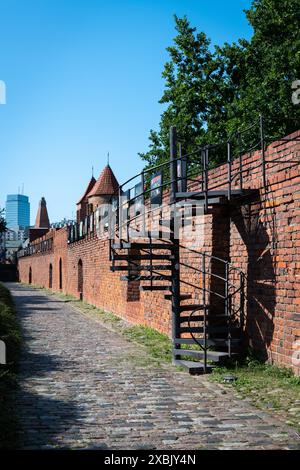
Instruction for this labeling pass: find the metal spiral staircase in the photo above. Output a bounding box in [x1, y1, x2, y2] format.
[109, 118, 265, 374]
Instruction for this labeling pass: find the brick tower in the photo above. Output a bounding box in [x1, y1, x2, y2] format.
[87, 165, 119, 212]
[35, 197, 50, 229]
[76, 176, 96, 223]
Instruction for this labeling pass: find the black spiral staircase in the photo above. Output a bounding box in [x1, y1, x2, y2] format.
[110, 222, 245, 374]
[109, 119, 265, 374]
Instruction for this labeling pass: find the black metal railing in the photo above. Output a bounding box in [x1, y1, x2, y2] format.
[184, 251, 245, 371]
[111, 116, 265, 243]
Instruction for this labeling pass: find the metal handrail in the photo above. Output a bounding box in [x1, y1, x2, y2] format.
[109, 118, 259, 372]
[180, 246, 245, 275]
[113, 117, 264, 242]
[186, 254, 244, 366]
[117, 117, 262, 203]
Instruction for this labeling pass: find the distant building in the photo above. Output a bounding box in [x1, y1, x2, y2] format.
[3, 227, 27, 262]
[35, 197, 50, 229]
[6, 194, 30, 229]
[5, 227, 27, 242]
[29, 197, 51, 242]
[5, 239, 23, 262]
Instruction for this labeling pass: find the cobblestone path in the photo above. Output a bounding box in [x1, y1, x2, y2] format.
[8, 283, 300, 450]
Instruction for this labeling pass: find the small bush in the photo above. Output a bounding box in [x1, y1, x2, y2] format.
[0, 283, 21, 448]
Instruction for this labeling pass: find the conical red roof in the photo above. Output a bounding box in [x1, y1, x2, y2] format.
[87, 165, 119, 197]
[77, 176, 96, 204]
[35, 197, 50, 228]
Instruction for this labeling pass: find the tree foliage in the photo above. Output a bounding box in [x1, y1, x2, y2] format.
[139, 0, 300, 169]
[0, 208, 7, 234]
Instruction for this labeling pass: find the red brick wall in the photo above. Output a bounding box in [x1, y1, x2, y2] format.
[18, 130, 300, 374]
[18, 228, 67, 292]
[228, 132, 300, 372]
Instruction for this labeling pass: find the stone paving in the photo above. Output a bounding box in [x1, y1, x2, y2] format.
[7, 283, 300, 450]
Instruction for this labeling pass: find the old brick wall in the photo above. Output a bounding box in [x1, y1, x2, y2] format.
[228, 131, 300, 372]
[18, 228, 67, 291]
[65, 234, 142, 323]
[18, 130, 300, 374]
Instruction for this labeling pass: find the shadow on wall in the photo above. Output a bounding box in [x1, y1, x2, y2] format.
[78, 259, 83, 300]
[210, 206, 231, 317]
[232, 192, 277, 360]
[127, 248, 141, 302]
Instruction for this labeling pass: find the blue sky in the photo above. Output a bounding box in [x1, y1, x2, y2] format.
[0, 0, 252, 224]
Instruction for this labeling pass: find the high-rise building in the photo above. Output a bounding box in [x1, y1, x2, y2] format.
[5, 194, 30, 229]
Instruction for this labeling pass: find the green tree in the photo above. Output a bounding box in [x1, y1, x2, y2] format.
[220, 0, 300, 141]
[140, 1, 300, 170]
[139, 16, 216, 168]
[0, 208, 6, 234]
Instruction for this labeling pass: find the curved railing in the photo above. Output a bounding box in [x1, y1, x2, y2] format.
[112, 116, 265, 241]
[108, 118, 261, 372]
[184, 250, 245, 364]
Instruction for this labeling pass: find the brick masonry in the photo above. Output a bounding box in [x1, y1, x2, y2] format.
[18, 130, 300, 374]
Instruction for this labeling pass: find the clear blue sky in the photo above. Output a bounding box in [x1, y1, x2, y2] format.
[0, 0, 252, 224]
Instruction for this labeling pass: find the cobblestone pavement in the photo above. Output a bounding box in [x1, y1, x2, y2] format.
[7, 283, 300, 450]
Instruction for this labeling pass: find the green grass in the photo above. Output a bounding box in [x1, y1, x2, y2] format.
[211, 355, 300, 433]
[0, 282, 21, 449]
[122, 325, 172, 363]
[69, 299, 173, 365]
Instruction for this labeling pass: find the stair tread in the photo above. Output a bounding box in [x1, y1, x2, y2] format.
[173, 359, 213, 372]
[174, 338, 241, 346]
[140, 286, 171, 291]
[173, 348, 233, 358]
[140, 275, 172, 281]
[165, 294, 192, 300]
[120, 275, 141, 281]
[179, 315, 204, 323]
[179, 327, 205, 333]
[176, 189, 243, 200]
[179, 326, 240, 333]
[177, 198, 226, 206]
[113, 254, 172, 261]
[111, 242, 130, 249]
[112, 242, 174, 250]
[179, 304, 205, 312]
[120, 275, 172, 281]
[179, 313, 231, 320]
[110, 265, 172, 271]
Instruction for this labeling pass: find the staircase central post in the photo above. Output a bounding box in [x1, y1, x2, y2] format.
[118, 186, 123, 242]
[260, 115, 267, 188]
[203, 148, 209, 213]
[170, 126, 178, 203]
[170, 126, 180, 354]
[202, 253, 207, 373]
[141, 170, 146, 236]
[227, 141, 232, 201]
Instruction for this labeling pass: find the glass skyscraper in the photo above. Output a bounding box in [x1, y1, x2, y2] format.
[5, 194, 30, 229]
